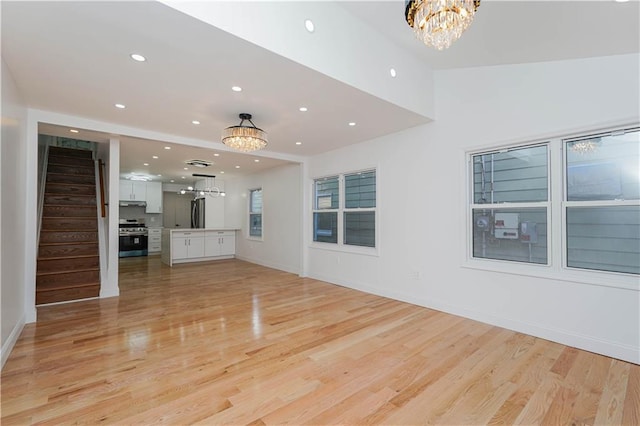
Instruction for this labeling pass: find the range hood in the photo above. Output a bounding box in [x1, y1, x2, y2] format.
[119, 201, 147, 207]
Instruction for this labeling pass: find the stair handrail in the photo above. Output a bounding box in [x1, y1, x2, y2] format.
[98, 159, 107, 218]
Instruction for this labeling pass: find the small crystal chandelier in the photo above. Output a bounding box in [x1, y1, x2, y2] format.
[221, 113, 268, 152]
[569, 138, 601, 155]
[405, 0, 481, 50]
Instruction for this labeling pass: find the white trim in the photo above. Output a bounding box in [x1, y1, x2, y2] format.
[1, 314, 25, 369]
[235, 254, 300, 275]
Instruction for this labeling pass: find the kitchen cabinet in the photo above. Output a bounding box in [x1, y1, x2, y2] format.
[161, 229, 236, 266]
[205, 230, 235, 257]
[119, 180, 147, 201]
[148, 227, 162, 253]
[145, 182, 163, 213]
[171, 231, 204, 260]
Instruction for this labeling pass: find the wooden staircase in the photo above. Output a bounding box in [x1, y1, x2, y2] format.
[37, 146, 100, 305]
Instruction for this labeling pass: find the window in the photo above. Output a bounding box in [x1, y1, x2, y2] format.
[344, 170, 376, 247]
[313, 176, 338, 243]
[564, 129, 639, 274]
[313, 169, 376, 249]
[249, 188, 262, 238]
[468, 126, 639, 277]
[471, 145, 549, 264]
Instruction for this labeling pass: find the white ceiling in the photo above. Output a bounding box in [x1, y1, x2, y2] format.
[3, 1, 638, 184]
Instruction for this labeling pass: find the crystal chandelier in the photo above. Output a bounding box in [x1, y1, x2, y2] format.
[221, 113, 268, 152]
[405, 0, 481, 50]
[569, 138, 600, 155]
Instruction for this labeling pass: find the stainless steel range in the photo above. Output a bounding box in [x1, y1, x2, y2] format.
[119, 219, 148, 257]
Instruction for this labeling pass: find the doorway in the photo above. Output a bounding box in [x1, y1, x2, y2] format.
[162, 192, 192, 228]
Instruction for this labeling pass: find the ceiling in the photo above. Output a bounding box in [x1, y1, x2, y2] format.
[3, 1, 639, 184]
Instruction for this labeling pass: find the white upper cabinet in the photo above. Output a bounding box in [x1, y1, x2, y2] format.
[119, 180, 147, 201]
[145, 181, 163, 213]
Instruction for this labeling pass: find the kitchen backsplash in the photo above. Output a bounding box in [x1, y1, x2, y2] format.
[119, 206, 163, 227]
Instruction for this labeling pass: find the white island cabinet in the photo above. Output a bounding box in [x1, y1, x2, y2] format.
[161, 229, 236, 266]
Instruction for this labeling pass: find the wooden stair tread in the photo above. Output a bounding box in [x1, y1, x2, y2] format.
[37, 240, 98, 245]
[36, 267, 99, 277]
[38, 254, 99, 261]
[36, 283, 99, 292]
[40, 229, 98, 232]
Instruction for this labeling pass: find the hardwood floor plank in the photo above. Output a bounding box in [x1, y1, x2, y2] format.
[1, 257, 638, 425]
[622, 364, 640, 425]
[594, 359, 631, 425]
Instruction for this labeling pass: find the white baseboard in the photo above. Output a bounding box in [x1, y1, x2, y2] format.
[1, 314, 25, 370]
[234, 255, 300, 275]
[308, 272, 640, 365]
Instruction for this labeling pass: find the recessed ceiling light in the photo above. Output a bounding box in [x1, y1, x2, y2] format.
[152, 155, 158, 159]
[299, 107, 308, 112]
[170, 179, 175, 183]
[254, 159, 260, 163]
[164, 146, 171, 150]
[69, 129, 79, 133]
[232, 86, 242, 92]
[213, 153, 220, 157]
[181, 176, 186, 179]
[390, 68, 397, 78]
[130, 53, 146, 62]
[183, 167, 189, 170]
[304, 19, 315, 33]
[192, 120, 200, 125]
[235, 165, 240, 169]
[143, 163, 149, 166]
[157, 174, 162, 177]
[115, 103, 126, 109]
[295, 141, 302, 145]
[348, 122, 356, 126]
[220, 171, 225, 174]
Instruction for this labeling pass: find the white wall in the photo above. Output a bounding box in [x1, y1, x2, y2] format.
[306, 54, 640, 363]
[226, 163, 302, 274]
[1, 57, 28, 368]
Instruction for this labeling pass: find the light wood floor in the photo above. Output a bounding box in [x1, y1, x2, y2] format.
[2, 257, 638, 425]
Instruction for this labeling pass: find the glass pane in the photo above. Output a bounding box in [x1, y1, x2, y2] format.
[567, 206, 639, 274]
[250, 189, 262, 213]
[345, 170, 376, 208]
[472, 145, 548, 203]
[566, 129, 640, 201]
[472, 208, 547, 264]
[344, 211, 375, 247]
[249, 213, 262, 237]
[313, 212, 337, 243]
[314, 176, 339, 209]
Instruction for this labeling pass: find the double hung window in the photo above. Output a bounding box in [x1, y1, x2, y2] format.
[564, 129, 639, 274]
[468, 126, 639, 277]
[471, 144, 549, 264]
[249, 188, 262, 238]
[313, 169, 376, 249]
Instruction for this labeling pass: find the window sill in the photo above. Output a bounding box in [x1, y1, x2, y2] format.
[309, 242, 379, 257]
[462, 258, 639, 292]
[246, 236, 263, 242]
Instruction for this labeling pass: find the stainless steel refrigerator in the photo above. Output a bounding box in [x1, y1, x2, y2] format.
[190, 197, 205, 228]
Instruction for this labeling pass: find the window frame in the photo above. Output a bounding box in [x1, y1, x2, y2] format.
[465, 124, 639, 291]
[248, 187, 263, 240]
[468, 143, 552, 266]
[311, 168, 378, 256]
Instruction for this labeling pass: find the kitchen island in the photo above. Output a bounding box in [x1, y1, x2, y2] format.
[161, 228, 238, 267]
